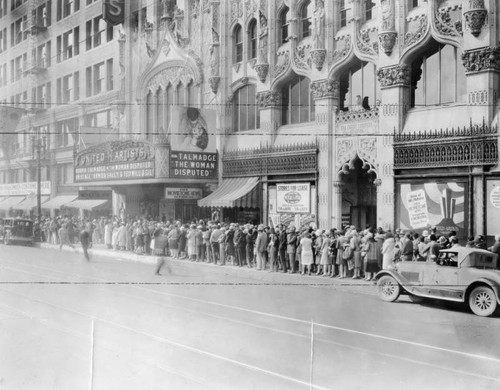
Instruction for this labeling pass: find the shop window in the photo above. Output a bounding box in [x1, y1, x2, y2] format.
[233, 24, 243, 63]
[279, 6, 290, 44]
[299, 0, 312, 39]
[339, 61, 379, 111]
[281, 75, 315, 125]
[410, 41, 466, 108]
[232, 84, 260, 132]
[248, 19, 257, 60]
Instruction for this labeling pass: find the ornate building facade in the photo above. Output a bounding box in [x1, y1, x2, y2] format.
[2, 0, 499, 241]
[121, 0, 500, 240]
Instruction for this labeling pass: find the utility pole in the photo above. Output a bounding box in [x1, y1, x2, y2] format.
[31, 127, 46, 221]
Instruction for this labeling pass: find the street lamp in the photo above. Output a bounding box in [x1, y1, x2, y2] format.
[31, 128, 47, 220]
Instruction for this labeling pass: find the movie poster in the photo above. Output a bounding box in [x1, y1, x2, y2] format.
[397, 180, 467, 240]
[170, 107, 217, 153]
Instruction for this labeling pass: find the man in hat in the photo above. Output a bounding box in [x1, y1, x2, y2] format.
[278, 224, 288, 272]
[255, 225, 268, 271]
[210, 224, 222, 264]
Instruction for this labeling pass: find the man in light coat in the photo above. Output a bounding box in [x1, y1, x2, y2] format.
[255, 225, 268, 271]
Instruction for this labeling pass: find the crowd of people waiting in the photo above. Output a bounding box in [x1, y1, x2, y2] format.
[32, 215, 500, 277]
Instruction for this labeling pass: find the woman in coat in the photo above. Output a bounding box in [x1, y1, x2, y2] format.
[178, 226, 187, 259]
[186, 225, 197, 261]
[381, 232, 395, 269]
[267, 228, 279, 272]
[300, 232, 314, 275]
[167, 225, 180, 258]
[319, 231, 332, 277]
[363, 232, 379, 281]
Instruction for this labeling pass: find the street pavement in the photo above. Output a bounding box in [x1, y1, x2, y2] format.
[0, 243, 499, 390]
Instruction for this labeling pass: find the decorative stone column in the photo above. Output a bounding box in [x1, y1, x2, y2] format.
[257, 90, 282, 145]
[378, 0, 397, 56]
[376, 65, 411, 231]
[255, 10, 269, 83]
[208, 1, 221, 94]
[332, 181, 344, 230]
[311, 79, 339, 229]
[310, 0, 326, 70]
[464, 0, 488, 37]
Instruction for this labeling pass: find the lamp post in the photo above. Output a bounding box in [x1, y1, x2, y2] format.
[31, 128, 47, 220]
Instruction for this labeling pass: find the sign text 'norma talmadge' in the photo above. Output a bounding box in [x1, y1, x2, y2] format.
[170, 151, 218, 179]
[74, 141, 155, 183]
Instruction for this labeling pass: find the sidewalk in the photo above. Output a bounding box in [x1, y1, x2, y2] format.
[35, 242, 378, 293]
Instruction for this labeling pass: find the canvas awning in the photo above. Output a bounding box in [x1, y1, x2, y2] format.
[14, 196, 49, 210]
[66, 199, 110, 210]
[198, 177, 259, 208]
[0, 197, 26, 210]
[42, 195, 79, 209]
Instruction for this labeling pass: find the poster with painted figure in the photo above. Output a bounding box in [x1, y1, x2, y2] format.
[170, 107, 217, 153]
[397, 181, 467, 240]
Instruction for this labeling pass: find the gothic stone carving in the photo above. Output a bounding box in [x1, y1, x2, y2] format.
[357, 30, 378, 57]
[434, 8, 462, 38]
[332, 35, 351, 64]
[310, 49, 327, 70]
[312, 0, 325, 48]
[255, 63, 269, 83]
[272, 51, 290, 78]
[462, 46, 500, 73]
[147, 67, 195, 92]
[208, 76, 220, 94]
[294, 41, 312, 71]
[257, 91, 282, 108]
[377, 65, 411, 88]
[464, 0, 487, 37]
[380, 0, 395, 31]
[310, 79, 339, 100]
[404, 14, 428, 49]
[378, 32, 397, 55]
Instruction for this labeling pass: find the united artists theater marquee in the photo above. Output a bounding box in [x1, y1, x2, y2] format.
[74, 139, 218, 201]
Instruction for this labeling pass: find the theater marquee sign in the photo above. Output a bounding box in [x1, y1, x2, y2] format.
[74, 140, 155, 183]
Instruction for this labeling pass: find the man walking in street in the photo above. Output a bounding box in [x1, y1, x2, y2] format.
[80, 225, 91, 261]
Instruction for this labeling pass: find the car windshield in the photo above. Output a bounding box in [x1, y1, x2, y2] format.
[437, 252, 458, 267]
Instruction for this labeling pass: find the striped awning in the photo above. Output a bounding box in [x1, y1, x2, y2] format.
[0, 197, 25, 210]
[66, 199, 110, 210]
[42, 195, 79, 209]
[14, 196, 49, 210]
[198, 177, 259, 208]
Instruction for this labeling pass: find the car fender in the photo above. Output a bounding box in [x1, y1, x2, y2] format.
[375, 270, 411, 292]
[465, 278, 500, 304]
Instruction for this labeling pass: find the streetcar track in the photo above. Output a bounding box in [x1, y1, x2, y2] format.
[1, 259, 500, 385]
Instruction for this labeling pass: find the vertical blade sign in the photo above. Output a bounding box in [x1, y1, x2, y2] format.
[102, 0, 125, 26]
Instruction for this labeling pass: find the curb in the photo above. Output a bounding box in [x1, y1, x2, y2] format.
[35, 243, 378, 292]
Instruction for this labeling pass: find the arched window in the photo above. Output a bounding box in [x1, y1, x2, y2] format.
[365, 0, 374, 21]
[279, 6, 289, 44]
[156, 88, 164, 134]
[187, 82, 198, 106]
[339, 61, 379, 111]
[248, 19, 257, 60]
[410, 42, 466, 107]
[299, 0, 312, 39]
[281, 75, 315, 125]
[234, 24, 243, 63]
[232, 84, 260, 131]
[164, 83, 174, 131]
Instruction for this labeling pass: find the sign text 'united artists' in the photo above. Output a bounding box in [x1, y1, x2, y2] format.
[170, 151, 217, 179]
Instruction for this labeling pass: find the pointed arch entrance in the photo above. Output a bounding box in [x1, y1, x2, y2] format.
[338, 155, 378, 229]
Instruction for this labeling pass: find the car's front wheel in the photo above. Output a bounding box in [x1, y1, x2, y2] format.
[377, 275, 401, 302]
[468, 286, 498, 317]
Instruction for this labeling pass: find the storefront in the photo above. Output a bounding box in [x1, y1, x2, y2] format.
[199, 143, 318, 228]
[393, 123, 498, 243]
[0, 181, 51, 218]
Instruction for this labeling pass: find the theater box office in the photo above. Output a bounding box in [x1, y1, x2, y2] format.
[74, 139, 218, 221]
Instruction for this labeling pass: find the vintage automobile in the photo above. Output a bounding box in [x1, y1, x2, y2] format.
[0, 218, 34, 246]
[375, 247, 500, 317]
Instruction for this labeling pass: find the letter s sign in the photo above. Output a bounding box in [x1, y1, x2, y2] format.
[103, 0, 125, 26]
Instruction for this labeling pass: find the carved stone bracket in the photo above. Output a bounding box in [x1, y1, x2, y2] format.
[377, 65, 411, 88]
[434, 8, 462, 38]
[378, 32, 397, 55]
[272, 50, 290, 78]
[464, 0, 487, 37]
[255, 63, 269, 83]
[462, 46, 500, 73]
[310, 79, 339, 100]
[208, 76, 220, 94]
[310, 49, 327, 70]
[336, 137, 378, 175]
[403, 14, 428, 50]
[257, 91, 282, 109]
